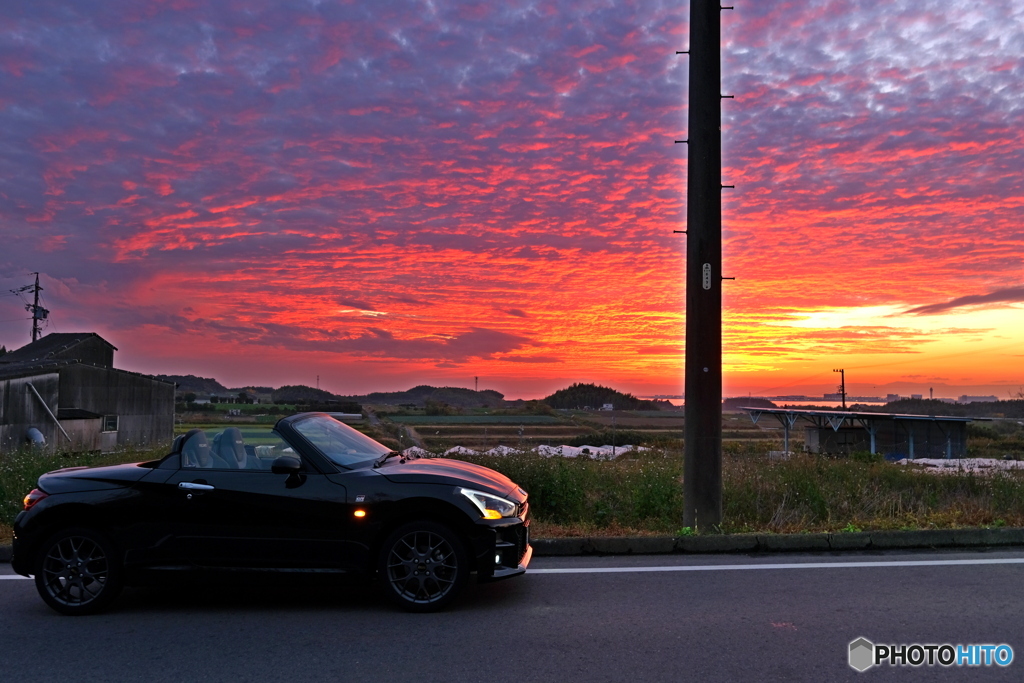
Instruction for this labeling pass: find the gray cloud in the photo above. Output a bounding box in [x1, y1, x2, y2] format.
[905, 286, 1024, 315]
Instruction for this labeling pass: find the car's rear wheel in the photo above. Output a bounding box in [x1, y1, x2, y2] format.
[34, 527, 123, 616]
[379, 521, 469, 612]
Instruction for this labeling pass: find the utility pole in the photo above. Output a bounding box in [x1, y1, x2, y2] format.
[833, 368, 846, 409]
[10, 272, 49, 342]
[612, 414, 616, 458]
[683, 0, 728, 530]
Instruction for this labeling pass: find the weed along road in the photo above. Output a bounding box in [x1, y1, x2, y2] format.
[3, 549, 1023, 682]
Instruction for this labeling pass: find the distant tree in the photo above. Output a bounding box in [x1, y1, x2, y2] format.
[183, 392, 196, 403]
[543, 383, 663, 411]
[272, 384, 338, 404]
[425, 400, 459, 416]
[0, 344, 6, 357]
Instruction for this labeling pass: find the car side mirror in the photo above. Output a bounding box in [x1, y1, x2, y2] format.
[271, 455, 302, 475]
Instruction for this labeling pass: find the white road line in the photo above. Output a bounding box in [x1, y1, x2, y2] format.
[530, 558, 1024, 574]
[4, 558, 1023, 581]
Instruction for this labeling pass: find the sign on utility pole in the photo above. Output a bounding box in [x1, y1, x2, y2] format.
[683, 0, 728, 529]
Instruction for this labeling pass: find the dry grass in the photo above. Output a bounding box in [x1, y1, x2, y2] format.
[719, 452, 1024, 534]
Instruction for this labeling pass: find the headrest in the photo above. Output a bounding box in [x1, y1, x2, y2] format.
[181, 430, 212, 468]
[217, 427, 247, 468]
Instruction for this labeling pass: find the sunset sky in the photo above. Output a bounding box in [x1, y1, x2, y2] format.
[1, 1, 1022, 400]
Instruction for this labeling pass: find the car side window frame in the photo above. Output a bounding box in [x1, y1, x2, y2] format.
[159, 427, 332, 473]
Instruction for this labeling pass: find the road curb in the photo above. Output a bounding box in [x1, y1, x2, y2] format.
[530, 527, 1024, 556]
[4, 528, 1024, 563]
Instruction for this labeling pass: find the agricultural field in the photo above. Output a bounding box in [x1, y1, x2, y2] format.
[175, 424, 280, 445]
[379, 408, 785, 452]
[174, 418, 379, 446]
[386, 415, 562, 424]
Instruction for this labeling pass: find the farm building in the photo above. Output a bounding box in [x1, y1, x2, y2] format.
[0, 333, 174, 453]
[743, 407, 976, 459]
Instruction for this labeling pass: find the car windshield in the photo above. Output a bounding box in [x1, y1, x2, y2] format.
[292, 414, 391, 467]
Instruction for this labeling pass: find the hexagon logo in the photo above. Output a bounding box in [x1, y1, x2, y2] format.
[849, 637, 875, 672]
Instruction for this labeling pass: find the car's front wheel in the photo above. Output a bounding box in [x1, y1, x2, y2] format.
[379, 521, 469, 612]
[34, 527, 123, 616]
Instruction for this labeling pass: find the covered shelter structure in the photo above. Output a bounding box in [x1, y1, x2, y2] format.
[742, 407, 979, 460]
[0, 333, 174, 453]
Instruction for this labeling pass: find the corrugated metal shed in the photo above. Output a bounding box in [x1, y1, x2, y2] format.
[0, 334, 172, 453]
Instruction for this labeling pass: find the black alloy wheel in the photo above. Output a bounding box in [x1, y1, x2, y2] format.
[379, 521, 469, 612]
[34, 528, 123, 616]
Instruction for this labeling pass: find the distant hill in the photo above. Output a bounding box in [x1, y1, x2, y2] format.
[543, 383, 667, 410]
[352, 385, 505, 408]
[156, 374, 229, 395]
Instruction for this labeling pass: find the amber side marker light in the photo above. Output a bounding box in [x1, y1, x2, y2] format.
[482, 509, 503, 520]
[24, 489, 48, 511]
[353, 509, 367, 518]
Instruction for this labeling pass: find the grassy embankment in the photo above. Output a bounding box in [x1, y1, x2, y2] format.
[5, 439, 1024, 544]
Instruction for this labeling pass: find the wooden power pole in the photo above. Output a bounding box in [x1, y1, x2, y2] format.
[683, 0, 727, 529]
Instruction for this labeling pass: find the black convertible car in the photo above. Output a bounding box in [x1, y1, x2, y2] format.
[12, 412, 531, 615]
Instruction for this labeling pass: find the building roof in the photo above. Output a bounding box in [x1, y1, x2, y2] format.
[0, 359, 76, 381]
[0, 358, 173, 385]
[741, 406, 983, 425]
[0, 332, 117, 364]
[57, 408, 103, 420]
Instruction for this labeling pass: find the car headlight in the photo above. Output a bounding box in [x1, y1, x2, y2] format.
[458, 488, 518, 519]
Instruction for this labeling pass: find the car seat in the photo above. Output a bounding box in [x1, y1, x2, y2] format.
[215, 427, 261, 469]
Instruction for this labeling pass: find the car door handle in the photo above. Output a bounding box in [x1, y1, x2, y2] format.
[178, 482, 215, 491]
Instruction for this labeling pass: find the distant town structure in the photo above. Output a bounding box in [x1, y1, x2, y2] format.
[0, 333, 174, 453]
[958, 395, 999, 404]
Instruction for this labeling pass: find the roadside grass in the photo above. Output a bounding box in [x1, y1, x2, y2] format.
[459, 446, 1024, 535]
[4, 442, 1024, 545]
[0, 447, 158, 545]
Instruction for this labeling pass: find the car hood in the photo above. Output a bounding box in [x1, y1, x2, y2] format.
[377, 458, 525, 501]
[39, 462, 153, 494]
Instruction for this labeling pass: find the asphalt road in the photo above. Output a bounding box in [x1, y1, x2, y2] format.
[3, 549, 1022, 682]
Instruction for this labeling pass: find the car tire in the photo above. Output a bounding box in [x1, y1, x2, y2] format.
[378, 520, 469, 612]
[34, 527, 123, 616]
